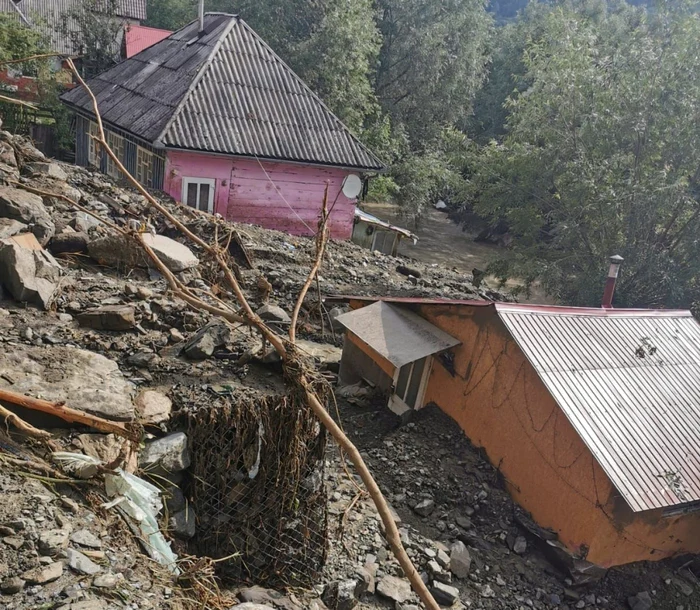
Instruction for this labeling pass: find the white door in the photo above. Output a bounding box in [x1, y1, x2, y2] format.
[182, 178, 215, 213]
[388, 356, 432, 416]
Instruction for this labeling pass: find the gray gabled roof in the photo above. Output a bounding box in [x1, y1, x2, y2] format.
[0, 0, 146, 55]
[61, 13, 384, 171]
[336, 302, 461, 368]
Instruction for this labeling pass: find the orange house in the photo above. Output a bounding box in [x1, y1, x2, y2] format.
[335, 298, 700, 568]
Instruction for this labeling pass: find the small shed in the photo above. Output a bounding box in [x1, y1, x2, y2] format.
[61, 13, 384, 239]
[351, 209, 417, 256]
[336, 297, 700, 568]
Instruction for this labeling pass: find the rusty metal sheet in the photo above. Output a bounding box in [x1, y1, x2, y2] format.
[497, 306, 700, 512]
[336, 301, 461, 369]
[62, 14, 384, 171]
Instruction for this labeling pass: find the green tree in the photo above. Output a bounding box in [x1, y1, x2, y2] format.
[144, 0, 197, 31]
[469, 2, 700, 308]
[374, 0, 492, 144]
[62, 0, 123, 79]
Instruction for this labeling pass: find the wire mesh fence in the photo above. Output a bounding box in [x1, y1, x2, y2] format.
[179, 385, 328, 588]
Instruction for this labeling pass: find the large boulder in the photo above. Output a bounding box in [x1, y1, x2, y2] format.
[49, 231, 89, 255]
[0, 186, 55, 245]
[0, 344, 135, 421]
[24, 161, 68, 181]
[77, 305, 136, 331]
[0, 234, 61, 309]
[88, 234, 198, 273]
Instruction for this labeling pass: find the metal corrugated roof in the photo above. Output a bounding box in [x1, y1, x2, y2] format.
[336, 301, 460, 368]
[0, 0, 146, 55]
[497, 306, 700, 512]
[61, 13, 384, 171]
[354, 208, 417, 240]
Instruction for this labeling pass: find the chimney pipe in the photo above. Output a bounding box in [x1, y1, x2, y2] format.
[199, 0, 205, 33]
[602, 255, 624, 308]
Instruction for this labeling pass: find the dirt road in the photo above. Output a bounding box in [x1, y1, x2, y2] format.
[362, 201, 553, 303]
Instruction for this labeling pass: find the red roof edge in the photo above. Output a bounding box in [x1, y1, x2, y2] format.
[124, 24, 173, 58]
[324, 295, 693, 318]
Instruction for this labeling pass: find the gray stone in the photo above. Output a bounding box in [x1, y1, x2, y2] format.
[22, 561, 63, 584]
[480, 584, 496, 598]
[354, 566, 375, 596]
[256, 303, 291, 324]
[449, 541, 471, 578]
[88, 234, 198, 273]
[238, 586, 298, 610]
[0, 237, 61, 309]
[70, 529, 101, 549]
[71, 213, 102, 232]
[430, 581, 460, 606]
[235, 605, 276, 610]
[0, 186, 54, 245]
[513, 535, 527, 555]
[673, 579, 693, 597]
[49, 232, 89, 255]
[376, 575, 411, 604]
[436, 548, 451, 570]
[77, 305, 136, 331]
[142, 234, 199, 272]
[67, 548, 102, 575]
[169, 508, 196, 539]
[2, 536, 23, 549]
[38, 529, 70, 555]
[0, 218, 26, 239]
[322, 580, 358, 610]
[135, 390, 171, 424]
[139, 432, 191, 472]
[24, 161, 68, 181]
[628, 596, 652, 610]
[92, 573, 120, 589]
[1, 576, 25, 594]
[127, 351, 158, 367]
[183, 323, 231, 359]
[0, 344, 135, 421]
[455, 515, 472, 529]
[165, 486, 186, 513]
[413, 499, 435, 517]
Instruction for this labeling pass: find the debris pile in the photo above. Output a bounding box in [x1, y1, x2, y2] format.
[0, 125, 697, 610]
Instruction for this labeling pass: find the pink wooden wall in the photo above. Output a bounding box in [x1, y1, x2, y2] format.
[163, 150, 357, 239]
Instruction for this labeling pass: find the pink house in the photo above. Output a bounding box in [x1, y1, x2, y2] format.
[61, 13, 384, 239]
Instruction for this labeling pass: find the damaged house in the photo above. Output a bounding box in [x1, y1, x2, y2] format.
[60, 12, 384, 239]
[335, 296, 700, 568]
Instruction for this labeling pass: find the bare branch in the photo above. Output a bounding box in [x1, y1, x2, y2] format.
[290, 183, 330, 343]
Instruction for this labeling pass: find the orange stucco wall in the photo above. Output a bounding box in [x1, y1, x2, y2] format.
[346, 300, 700, 567]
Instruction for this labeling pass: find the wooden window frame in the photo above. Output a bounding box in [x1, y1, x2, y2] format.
[105, 131, 125, 179]
[136, 145, 153, 187]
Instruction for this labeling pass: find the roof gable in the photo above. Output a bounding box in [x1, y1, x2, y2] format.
[61, 13, 384, 171]
[497, 305, 700, 513]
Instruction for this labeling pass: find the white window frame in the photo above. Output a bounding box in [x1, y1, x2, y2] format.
[182, 177, 215, 214]
[135, 145, 153, 187]
[388, 356, 433, 417]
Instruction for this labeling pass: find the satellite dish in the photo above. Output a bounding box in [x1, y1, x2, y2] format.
[342, 174, 363, 199]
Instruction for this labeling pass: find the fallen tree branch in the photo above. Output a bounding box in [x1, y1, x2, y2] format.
[0, 94, 37, 108]
[0, 389, 140, 442]
[0, 402, 59, 450]
[290, 184, 330, 344]
[64, 57, 441, 610]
